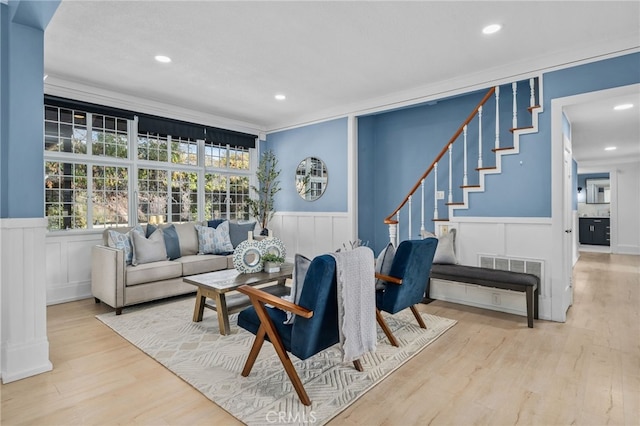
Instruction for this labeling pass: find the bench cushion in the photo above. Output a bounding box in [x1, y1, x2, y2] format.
[431, 264, 538, 292]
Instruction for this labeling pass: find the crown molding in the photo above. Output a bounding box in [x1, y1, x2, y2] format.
[44, 75, 264, 136]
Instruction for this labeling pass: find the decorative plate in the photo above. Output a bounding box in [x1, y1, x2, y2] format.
[258, 237, 286, 260]
[232, 240, 263, 274]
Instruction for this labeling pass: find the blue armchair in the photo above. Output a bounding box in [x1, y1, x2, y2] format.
[237, 254, 362, 406]
[375, 238, 438, 346]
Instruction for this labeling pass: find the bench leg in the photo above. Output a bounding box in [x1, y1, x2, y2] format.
[534, 286, 539, 320]
[526, 286, 534, 328]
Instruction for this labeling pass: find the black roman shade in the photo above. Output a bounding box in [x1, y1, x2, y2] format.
[44, 95, 257, 148]
[44, 95, 136, 119]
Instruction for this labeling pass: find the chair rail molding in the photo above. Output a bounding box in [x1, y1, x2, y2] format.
[0, 218, 52, 383]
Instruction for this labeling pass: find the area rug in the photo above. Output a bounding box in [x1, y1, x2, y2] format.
[96, 297, 456, 425]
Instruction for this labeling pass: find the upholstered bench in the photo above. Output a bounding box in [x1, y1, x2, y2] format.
[430, 264, 539, 328]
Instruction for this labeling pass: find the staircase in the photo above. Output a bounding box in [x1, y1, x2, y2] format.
[385, 78, 543, 246]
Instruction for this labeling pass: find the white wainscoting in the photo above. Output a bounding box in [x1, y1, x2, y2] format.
[437, 217, 553, 321]
[268, 212, 353, 260]
[45, 231, 103, 305]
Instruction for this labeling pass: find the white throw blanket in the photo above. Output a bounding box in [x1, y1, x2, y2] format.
[329, 247, 377, 363]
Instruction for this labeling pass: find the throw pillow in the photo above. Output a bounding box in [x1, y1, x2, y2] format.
[145, 224, 157, 238]
[375, 242, 396, 290]
[195, 222, 233, 254]
[130, 228, 168, 266]
[207, 219, 227, 229]
[160, 224, 181, 260]
[283, 253, 311, 325]
[424, 228, 457, 264]
[107, 225, 143, 265]
[229, 221, 257, 248]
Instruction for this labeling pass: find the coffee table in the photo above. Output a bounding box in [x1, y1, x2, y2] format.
[184, 264, 293, 335]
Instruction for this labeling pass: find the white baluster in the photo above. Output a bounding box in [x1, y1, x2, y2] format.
[495, 86, 500, 150]
[433, 163, 439, 220]
[477, 106, 483, 169]
[388, 222, 397, 248]
[448, 144, 453, 203]
[512, 82, 518, 129]
[420, 179, 425, 235]
[396, 212, 400, 246]
[463, 125, 468, 186]
[408, 195, 412, 240]
[529, 78, 535, 108]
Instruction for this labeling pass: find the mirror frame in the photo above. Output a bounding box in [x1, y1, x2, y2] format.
[585, 178, 610, 204]
[295, 157, 328, 201]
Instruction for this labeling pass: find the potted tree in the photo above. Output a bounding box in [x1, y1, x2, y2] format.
[262, 253, 285, 273]
[247, 150, 281, 236]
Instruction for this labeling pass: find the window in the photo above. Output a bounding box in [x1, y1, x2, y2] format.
[45, 162, 88, 230]
[44, 99, 256, 231]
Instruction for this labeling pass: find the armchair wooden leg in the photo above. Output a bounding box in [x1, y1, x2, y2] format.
[376, 309, 399, 347]
[242, 325, 266, 377]
[410, 305, 427, 329]
[251, 299, 312, 406]
[353, 359, 363, 372]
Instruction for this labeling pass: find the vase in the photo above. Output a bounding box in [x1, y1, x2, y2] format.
[264, 261, 281, 273]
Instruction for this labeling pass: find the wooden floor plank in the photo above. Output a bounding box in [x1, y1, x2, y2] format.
[1, 252, 638, 425]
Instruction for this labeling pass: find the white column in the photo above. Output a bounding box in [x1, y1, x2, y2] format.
[477, 106, 483, 169]
[433, 163, 439, 220]
[448, 145, 453, 203]
[495, 86, 500, 150]
[420, 179, 425, 235]
[408, 195, 412, 240]
[512, 82, 518, 129]
[1, 218, 52, 383]
[463, 125, 468, 186]
[530, 78, 536, 108]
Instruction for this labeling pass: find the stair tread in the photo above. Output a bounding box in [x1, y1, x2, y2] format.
[461, 185, 481, 188]
[509, 126, 535, 133]
[527, 105, 541, 112]
[432, 218, 449, 222]
[492, 146, 515, 152]
[476, 166, 497, 171]
[446, 202, 465, 206]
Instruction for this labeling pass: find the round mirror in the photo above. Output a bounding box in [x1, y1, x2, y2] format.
[295, 157, 328, 201]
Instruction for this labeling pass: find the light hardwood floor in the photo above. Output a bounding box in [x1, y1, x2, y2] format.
[2, 252, 638, 425]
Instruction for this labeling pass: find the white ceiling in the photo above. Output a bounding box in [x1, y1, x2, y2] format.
[44, 1, 639, 156]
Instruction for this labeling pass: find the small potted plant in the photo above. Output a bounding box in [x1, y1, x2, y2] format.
[262, 253, 285, 273]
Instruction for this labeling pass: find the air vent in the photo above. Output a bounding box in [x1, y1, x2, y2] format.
[478, 255, 545, 295]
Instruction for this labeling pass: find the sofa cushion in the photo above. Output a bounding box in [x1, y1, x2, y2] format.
[130, 228, 168, 266]
[126, 260, 182, 286]
[173, 222, 199, 256]
[195, 223, 233, 254]
[107, 225, 143, 265]
[229, 221, 256, 248]
[176, 254, 229, 276]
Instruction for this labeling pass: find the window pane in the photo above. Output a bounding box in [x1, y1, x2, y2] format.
[229, 175, 250, 220]
[171, 137, 198, 165]
[137, 168, 168, 224]
[92, 113, 128, 158]
[44, 105, 87, 154]
[171, 171, 198, 222]
[204, 142, 226, 168]
[204, 173, 227, 220]
[44, 161, 88, 230]
[92, 165, 129, 228]
[229, 146, 249, 170]
[138, 132, 169, 162]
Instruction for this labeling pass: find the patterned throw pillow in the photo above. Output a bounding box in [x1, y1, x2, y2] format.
[107, 225, 144, 265]
[195, 222, 233, 254]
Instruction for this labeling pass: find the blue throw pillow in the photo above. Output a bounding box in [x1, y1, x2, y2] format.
[146, 224, 157, 238]
[229, 221, 256, 248]
[161, 224, 181, 260]
[207, 219, 227, 228]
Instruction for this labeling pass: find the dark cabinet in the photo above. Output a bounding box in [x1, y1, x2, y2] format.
[579, 218, 610, 246]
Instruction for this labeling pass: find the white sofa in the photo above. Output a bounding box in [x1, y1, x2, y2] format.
[91, 221, 255, 314]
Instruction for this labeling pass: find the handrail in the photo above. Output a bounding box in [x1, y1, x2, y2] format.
[383, 86, 496, 225]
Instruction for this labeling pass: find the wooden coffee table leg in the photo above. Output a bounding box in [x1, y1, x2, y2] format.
[193, 288, 207, 322]
[215, 293, 230, 335]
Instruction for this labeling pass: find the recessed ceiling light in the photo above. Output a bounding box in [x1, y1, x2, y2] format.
[482, 24, 502, 35]
[604, 146, 617, 151]
[275, 94, 286, 101]
[613, 103, 633, 111]
[154, 55, 172, 63]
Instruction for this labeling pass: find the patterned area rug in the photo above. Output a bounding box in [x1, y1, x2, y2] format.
[96, 297, 456, 425]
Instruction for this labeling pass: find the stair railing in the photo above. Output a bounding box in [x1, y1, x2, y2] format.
[384, 86, 496, 247]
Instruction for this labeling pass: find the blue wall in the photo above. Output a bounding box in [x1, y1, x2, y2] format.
[0, 0, 59, 218]
[356, 52, 639, 251]
[265, 118, 348, 212]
